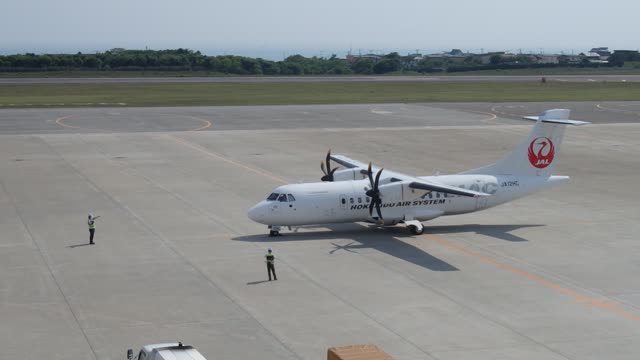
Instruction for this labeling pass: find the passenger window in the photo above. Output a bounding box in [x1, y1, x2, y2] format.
[341, 198, 346, 205]
[428, 192, 433, 199]
[350, 198, 354, 204]
[358, 197, 362, 203]
[287, 194, 296, 202]
[436, 192, 440, 198]
[267, 193, 279, 201]
[278, 194, 287, 202]
[366, 197, 370, 203]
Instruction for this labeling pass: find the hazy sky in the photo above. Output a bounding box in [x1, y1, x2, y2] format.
[2, 0, 638, 59]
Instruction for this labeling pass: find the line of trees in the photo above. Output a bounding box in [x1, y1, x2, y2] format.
[0, 49, 356, 75]
[0, 48, 632, 75]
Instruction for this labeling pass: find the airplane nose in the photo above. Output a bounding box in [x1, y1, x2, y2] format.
[247, 203, 266, 223]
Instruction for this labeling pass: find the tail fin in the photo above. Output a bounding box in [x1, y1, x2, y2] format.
[462, 109, 588, 177]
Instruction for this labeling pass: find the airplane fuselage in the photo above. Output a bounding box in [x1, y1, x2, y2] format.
[248, 174, 568, 227]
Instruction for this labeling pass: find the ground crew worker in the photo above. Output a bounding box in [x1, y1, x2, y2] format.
[265, 248, 277, 281]
[88, 213, 100, 245]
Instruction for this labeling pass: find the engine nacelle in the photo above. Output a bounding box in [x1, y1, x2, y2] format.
[333, 168, 367, 181]
[377, 182, 404, 204]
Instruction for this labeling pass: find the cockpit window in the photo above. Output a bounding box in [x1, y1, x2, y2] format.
[277, 194, 288, 202]
[267, 193, 279, 201]
[287, 194, 296, 202]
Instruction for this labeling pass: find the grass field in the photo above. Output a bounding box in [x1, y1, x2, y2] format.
[1, 65, 640, 78]
[0, 70, 229, 78]
[1, 81, 639, 107]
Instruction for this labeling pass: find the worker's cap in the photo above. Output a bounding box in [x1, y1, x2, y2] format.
[88, 213, 93, 219]
[268, 248, 272, 252]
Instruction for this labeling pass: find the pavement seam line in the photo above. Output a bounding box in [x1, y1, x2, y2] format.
[329, 225, 573, 359]
[455, 230, 640, 315]
[114, 134, 438, 359]
[56, 134, 303, 360]
[426, 233, 640, 322]
[0, 167, 99, 360]
[127, 136, 438, 358]
[164, 133, 288, 184]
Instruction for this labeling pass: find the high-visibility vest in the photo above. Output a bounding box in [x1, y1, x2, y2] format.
[265, 254, 274, 264]
[88, 219, 95, 230]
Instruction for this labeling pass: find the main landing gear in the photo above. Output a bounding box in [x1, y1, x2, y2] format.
[268, 225, 282, 237]
[405, 220, 424, 235]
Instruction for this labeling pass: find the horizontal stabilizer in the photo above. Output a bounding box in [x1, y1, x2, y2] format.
[523, 109, 589, 125]
[523, 116, 590, 126]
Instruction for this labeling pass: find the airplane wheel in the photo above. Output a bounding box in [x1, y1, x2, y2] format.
[408, 225, 424, 235]
[269, 230, 281, 237]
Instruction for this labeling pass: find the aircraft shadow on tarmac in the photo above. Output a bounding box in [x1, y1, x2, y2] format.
[427, 224, 544, 242]
[234, 223, 542, 273]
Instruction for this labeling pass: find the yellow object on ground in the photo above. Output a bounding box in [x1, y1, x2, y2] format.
[327, 344, 394, 360]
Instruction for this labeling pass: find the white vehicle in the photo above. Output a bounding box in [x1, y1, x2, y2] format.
[127, 342, 206, 360]
[248, 109, 588, 236]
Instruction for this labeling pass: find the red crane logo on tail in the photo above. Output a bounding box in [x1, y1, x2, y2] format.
[528, 137, 555, 168]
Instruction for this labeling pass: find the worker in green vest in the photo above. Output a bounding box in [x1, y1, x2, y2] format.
[265, 248, 277, 281]
[88, 213, 100, 245]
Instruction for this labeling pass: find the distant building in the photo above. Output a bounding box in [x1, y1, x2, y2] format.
[346, 53, 383, 64]
[478, 52, 505, 64]
[558, 55, 583, 64]
[590, 47, 611, 60]
[612, 50, 639, 57]
[447, 49, 465, 57]
[585, 52, 608, 64]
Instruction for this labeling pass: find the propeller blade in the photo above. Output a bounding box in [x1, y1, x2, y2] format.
[321, 149, 339, 182]
[325, 149, 331, 174]
[374, 168, 383, 189]
[364, 163, 384, 221]
[375, 201, 383, 221]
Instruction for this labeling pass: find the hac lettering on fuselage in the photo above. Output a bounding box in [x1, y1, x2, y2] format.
[248, 109, 589, 236]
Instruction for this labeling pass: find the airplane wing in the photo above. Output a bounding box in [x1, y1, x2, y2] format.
[406, 179, 488, 197]
[330, 154, 369, 170]
[331, 154, 489, 198]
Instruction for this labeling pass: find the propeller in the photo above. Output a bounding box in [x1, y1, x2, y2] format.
[320, 149, 339, 181]
[365, 162, 384, 222]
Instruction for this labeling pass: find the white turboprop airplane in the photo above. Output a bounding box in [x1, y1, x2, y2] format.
[248, 109, 588, 236]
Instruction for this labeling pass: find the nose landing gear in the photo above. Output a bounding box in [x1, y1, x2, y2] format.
[268, 225, 282, 237]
